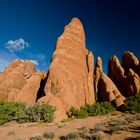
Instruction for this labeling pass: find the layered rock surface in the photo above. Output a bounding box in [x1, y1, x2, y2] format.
[108, 53, 140, 97]
[0, 18, 139, 121]
[39, 18, 95, 119]
[0, 60, 37, 100]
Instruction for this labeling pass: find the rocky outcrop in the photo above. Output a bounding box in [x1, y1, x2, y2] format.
[108, 55, 124, 83]
[16, 72, 44, 105]
[0, 60, 37, 100]
[94, 57, 125, 107]
[122, 51, 140, 76]
[87, 51, 96, 103]
[98, 73, 125, 107]
[38, 93, 67, 122]
[39, 18, 95, 120]
[108, 53, 140, 97]
[94, 57, 102, 100]
[1, 18, 140, 121]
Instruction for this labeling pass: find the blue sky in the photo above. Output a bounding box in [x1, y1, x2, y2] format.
[0, 0, 140, 73]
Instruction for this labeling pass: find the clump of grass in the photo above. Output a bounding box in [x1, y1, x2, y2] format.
[60, 132, 78, 140]
[42, 131, 55, 139]
[29, 134, 42, 140]
[7, 130, 15, 136]
[61, 118, 74, 123]
[89, 126, 103, 134]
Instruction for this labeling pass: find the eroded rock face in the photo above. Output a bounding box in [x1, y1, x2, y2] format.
[121, 69, 140, 97]
[38, 93, 67, 122]
[98, 73, 125, 107]
[87, 51, 96, 104]
[16, 72, 44, 105]
[94, 57, 103, 100]
[0, 60, 37, 100]
[108, 54, 140, 97]
[108, 55, 124, 83]
[122, 51, 140, 76]
[42, 18, 95, 118]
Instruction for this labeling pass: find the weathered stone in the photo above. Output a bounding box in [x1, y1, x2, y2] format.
[43, 18, 94, 120]
[108, 54, 140, 97]
[8, 89, 20, 102]
[108, 55, 124, 83]
[94, 57, 103, 100]
[16, 72, 43, 105]
[87, 51, 96, 103]
[98, 73, 125, 107]
[0, 60, 37, 100]
[122, 51, 140, 76]
[38, 93, 67, 122]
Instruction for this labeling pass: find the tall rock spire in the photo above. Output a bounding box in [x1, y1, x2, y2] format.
[39, 18, 95, 120]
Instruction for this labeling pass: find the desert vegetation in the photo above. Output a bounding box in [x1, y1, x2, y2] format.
[0, 101, 55, 125]
[122, 93, 140, 113]
[67, 102, 116, 119]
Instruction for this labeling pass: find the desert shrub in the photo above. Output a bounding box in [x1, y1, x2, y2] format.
[42, 131, 55, 139]
[67, 107, 88, 119]
[26, 104, 55, 122]
[0, 100, 26, 125]
[7, 130, 15, 136]
[83, 102, 115, 116]
[122, 93, 140, 113]
[67, 102, 115, 119]
[0, 101, 55, 125]
[60, 132, 78, 140]
[30, 134, 42, 140]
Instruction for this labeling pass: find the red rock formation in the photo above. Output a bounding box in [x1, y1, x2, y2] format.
[0, 60, 36, 100]
[108, 54, 140, 97]
[98, 73, 125, 107]
[87, 51, 96, 103]
[39, 18, 95, 120]
[122, 51, 140, 76]
[16, 72, 44, 105]
[94, 57, 102, 100]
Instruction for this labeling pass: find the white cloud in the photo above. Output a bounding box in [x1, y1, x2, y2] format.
[30, 60, 39, 65]
[5, 38, 30, 52]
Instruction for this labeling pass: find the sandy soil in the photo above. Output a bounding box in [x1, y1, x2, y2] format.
[0, 112, 140, 140]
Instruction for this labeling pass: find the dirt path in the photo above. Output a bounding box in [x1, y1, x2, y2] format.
[0, 113, 140, 140]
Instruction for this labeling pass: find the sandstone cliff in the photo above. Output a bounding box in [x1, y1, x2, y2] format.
[0, 18, 139, 121]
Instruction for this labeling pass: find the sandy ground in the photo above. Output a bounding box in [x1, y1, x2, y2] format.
[0, 112, 140, 140]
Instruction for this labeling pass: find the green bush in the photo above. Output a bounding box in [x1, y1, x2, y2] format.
[83, 102, 115, 116]
[67, 107, 88, 119]
[26, 104, 55, 123]
[0, 100, 55, 125]
[42, 131, 55, 139]
[30, 134, 42, 140]
[67, 102, 115, 119]
[0, 100, 26, 125]
[122, 93, 140, 113]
